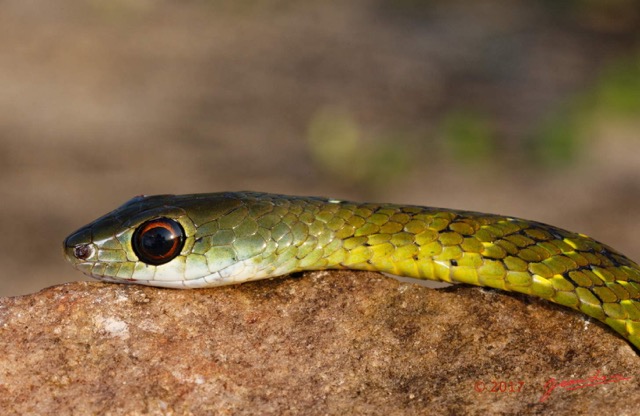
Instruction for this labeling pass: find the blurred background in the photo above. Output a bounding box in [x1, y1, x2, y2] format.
[1, 0, 639, 296]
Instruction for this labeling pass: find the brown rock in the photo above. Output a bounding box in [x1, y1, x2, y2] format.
[0, 271, 638, 415]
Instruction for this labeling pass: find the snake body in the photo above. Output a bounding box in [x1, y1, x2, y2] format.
[64, 191, 640, 349]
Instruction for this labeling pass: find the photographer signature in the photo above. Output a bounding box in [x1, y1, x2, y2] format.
[539, 370, 633, 402]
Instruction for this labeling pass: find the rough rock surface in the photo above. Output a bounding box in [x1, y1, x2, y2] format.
[0, 271, 638, 415]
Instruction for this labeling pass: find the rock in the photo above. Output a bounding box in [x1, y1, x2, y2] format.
[0, 271, 637, 415]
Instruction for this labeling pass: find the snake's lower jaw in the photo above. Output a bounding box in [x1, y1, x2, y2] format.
[100, 277, 192, 289]
[90, 275, 234, 289]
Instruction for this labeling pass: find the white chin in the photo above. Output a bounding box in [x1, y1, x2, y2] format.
[95, 276, 207, 289]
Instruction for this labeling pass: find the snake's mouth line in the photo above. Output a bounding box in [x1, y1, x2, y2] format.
[96, 276, 213, 289]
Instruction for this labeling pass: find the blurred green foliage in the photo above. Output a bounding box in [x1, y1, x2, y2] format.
[309, 51, 639, 185]
[531, 54, 640, 166]
[307, 108, 411, 187]
[440, 111, 495, 164]
[304, 0, 640, 186]
[592, 56, 640, 115]
[529, 108, 584, 167]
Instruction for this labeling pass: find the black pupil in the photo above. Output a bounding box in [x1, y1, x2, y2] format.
[141, 227, 175, 256]
[132, 218, 185, 265]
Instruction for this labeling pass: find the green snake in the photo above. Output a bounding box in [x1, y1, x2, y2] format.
[63, 191, 640, 349]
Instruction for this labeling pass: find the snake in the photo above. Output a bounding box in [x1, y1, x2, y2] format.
[63, 191, 640, 349]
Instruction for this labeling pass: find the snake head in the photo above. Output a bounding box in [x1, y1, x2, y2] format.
[63, 192, 269, 288]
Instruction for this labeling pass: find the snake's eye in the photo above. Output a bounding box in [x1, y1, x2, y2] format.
[132, 218, 185, 265]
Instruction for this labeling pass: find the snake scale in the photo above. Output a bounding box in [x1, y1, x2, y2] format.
[63, 191, 640, 349]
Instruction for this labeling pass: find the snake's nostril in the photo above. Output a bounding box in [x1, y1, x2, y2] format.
[74, 244, 93, 260]
[64, 227, 93, 260]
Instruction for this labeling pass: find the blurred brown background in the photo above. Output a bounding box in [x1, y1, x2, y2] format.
[2, 0, 639, 296]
